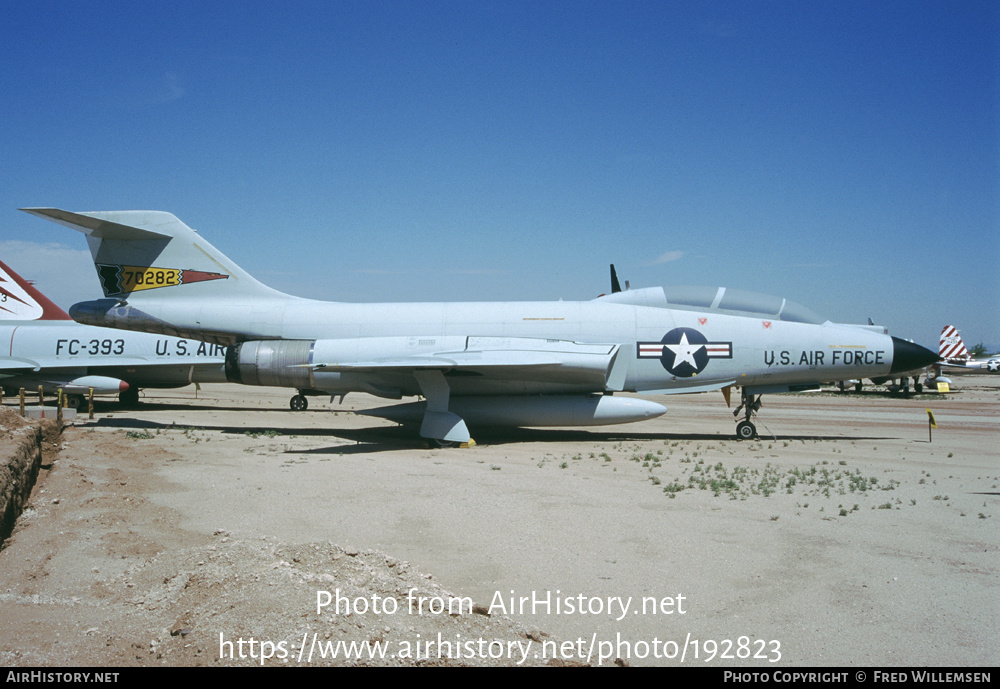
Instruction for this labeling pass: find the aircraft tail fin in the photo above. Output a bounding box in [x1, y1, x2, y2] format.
[19, 208, 282, 303]
[939, 325, 969, 361]
[0, 259, 72, 321]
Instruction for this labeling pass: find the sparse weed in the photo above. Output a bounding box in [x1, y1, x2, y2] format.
[244, 429, 280, 439]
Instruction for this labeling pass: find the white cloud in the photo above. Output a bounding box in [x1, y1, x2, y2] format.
[648, 251, 684, 265]
[0, 241, 100, 309]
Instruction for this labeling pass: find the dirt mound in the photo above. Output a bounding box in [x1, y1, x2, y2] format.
[94, 534, 549, 666]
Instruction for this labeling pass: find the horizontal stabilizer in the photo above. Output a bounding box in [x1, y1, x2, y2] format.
[20, 208, 174, 240]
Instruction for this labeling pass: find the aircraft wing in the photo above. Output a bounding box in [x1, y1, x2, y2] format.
[314, 350, 582, 370]
[937, 360, 984, 370]
[0, 355, 222, 372]
[0, 357, 45, 373]
[310, 337, 629, 389]
[640, 379, 738, 395]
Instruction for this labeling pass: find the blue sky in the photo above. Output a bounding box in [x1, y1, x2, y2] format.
[2, 0, 997, 349]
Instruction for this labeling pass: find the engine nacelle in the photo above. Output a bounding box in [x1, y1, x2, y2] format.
[225, 340, 316, 388]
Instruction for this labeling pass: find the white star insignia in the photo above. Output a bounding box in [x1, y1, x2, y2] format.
[665, 332, 703, 369]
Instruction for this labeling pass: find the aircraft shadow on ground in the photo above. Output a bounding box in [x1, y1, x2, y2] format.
[89, 400, 268, 414]
[85, 416, 896, 452]
[821, 390, 953, 399]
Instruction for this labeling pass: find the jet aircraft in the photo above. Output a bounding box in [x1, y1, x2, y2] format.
[837, 323, 939, 394]
[0, 258, 226, 408]
[936, 325, 1000, 372]
[23, 208, 939, 443]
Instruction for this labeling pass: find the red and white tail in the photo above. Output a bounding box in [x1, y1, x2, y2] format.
[939, 325, 969, 362]
[0, 260, 72, 321]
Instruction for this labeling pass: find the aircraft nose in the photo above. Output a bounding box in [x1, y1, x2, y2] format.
[889, 337, 939, 374]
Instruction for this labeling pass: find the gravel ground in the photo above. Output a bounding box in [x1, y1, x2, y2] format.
[1, 377, 997, 667]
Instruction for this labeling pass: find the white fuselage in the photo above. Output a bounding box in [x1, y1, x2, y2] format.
[98, 289, 897, 398]
[0, 320, 226, 393]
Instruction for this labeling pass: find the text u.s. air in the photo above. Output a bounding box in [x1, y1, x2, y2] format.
[0, 258, 225, 409]
[23, 208, 938, 445]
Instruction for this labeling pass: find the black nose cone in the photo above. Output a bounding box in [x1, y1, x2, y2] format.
[890, 337, 939, 374]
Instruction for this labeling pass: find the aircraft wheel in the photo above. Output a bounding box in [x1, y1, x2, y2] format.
[914, 383, 923, 394]
[64, 394, 84, 411]
[854, 382, 863, 392]
[736, 421, 756, 441]
[290, 394, 308, 411]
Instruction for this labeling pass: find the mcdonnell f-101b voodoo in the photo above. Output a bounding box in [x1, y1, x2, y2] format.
[22, 208, 939, 444]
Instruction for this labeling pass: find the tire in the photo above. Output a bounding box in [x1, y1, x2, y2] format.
[736, 420, 756, 440]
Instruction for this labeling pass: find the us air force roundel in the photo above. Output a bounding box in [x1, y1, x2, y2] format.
[637, 327, 732, 377]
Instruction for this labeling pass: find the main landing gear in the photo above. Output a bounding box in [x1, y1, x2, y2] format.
[119, 387, 140, 408]
[290, 392, 308, 411]
[733, 389, 761, 440]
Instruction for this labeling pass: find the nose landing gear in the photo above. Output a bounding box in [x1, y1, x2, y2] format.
[733, 390, 761, 440]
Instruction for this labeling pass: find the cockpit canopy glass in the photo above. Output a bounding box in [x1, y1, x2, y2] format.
[661, 286, 824, 324]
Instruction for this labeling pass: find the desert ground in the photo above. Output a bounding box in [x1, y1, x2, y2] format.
[0, 376, 997, 667]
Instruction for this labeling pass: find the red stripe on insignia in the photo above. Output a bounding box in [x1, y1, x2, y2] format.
[179, 270, 229, 285]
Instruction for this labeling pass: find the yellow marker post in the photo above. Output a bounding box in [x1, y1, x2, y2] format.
[926, 408, 937, 442]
